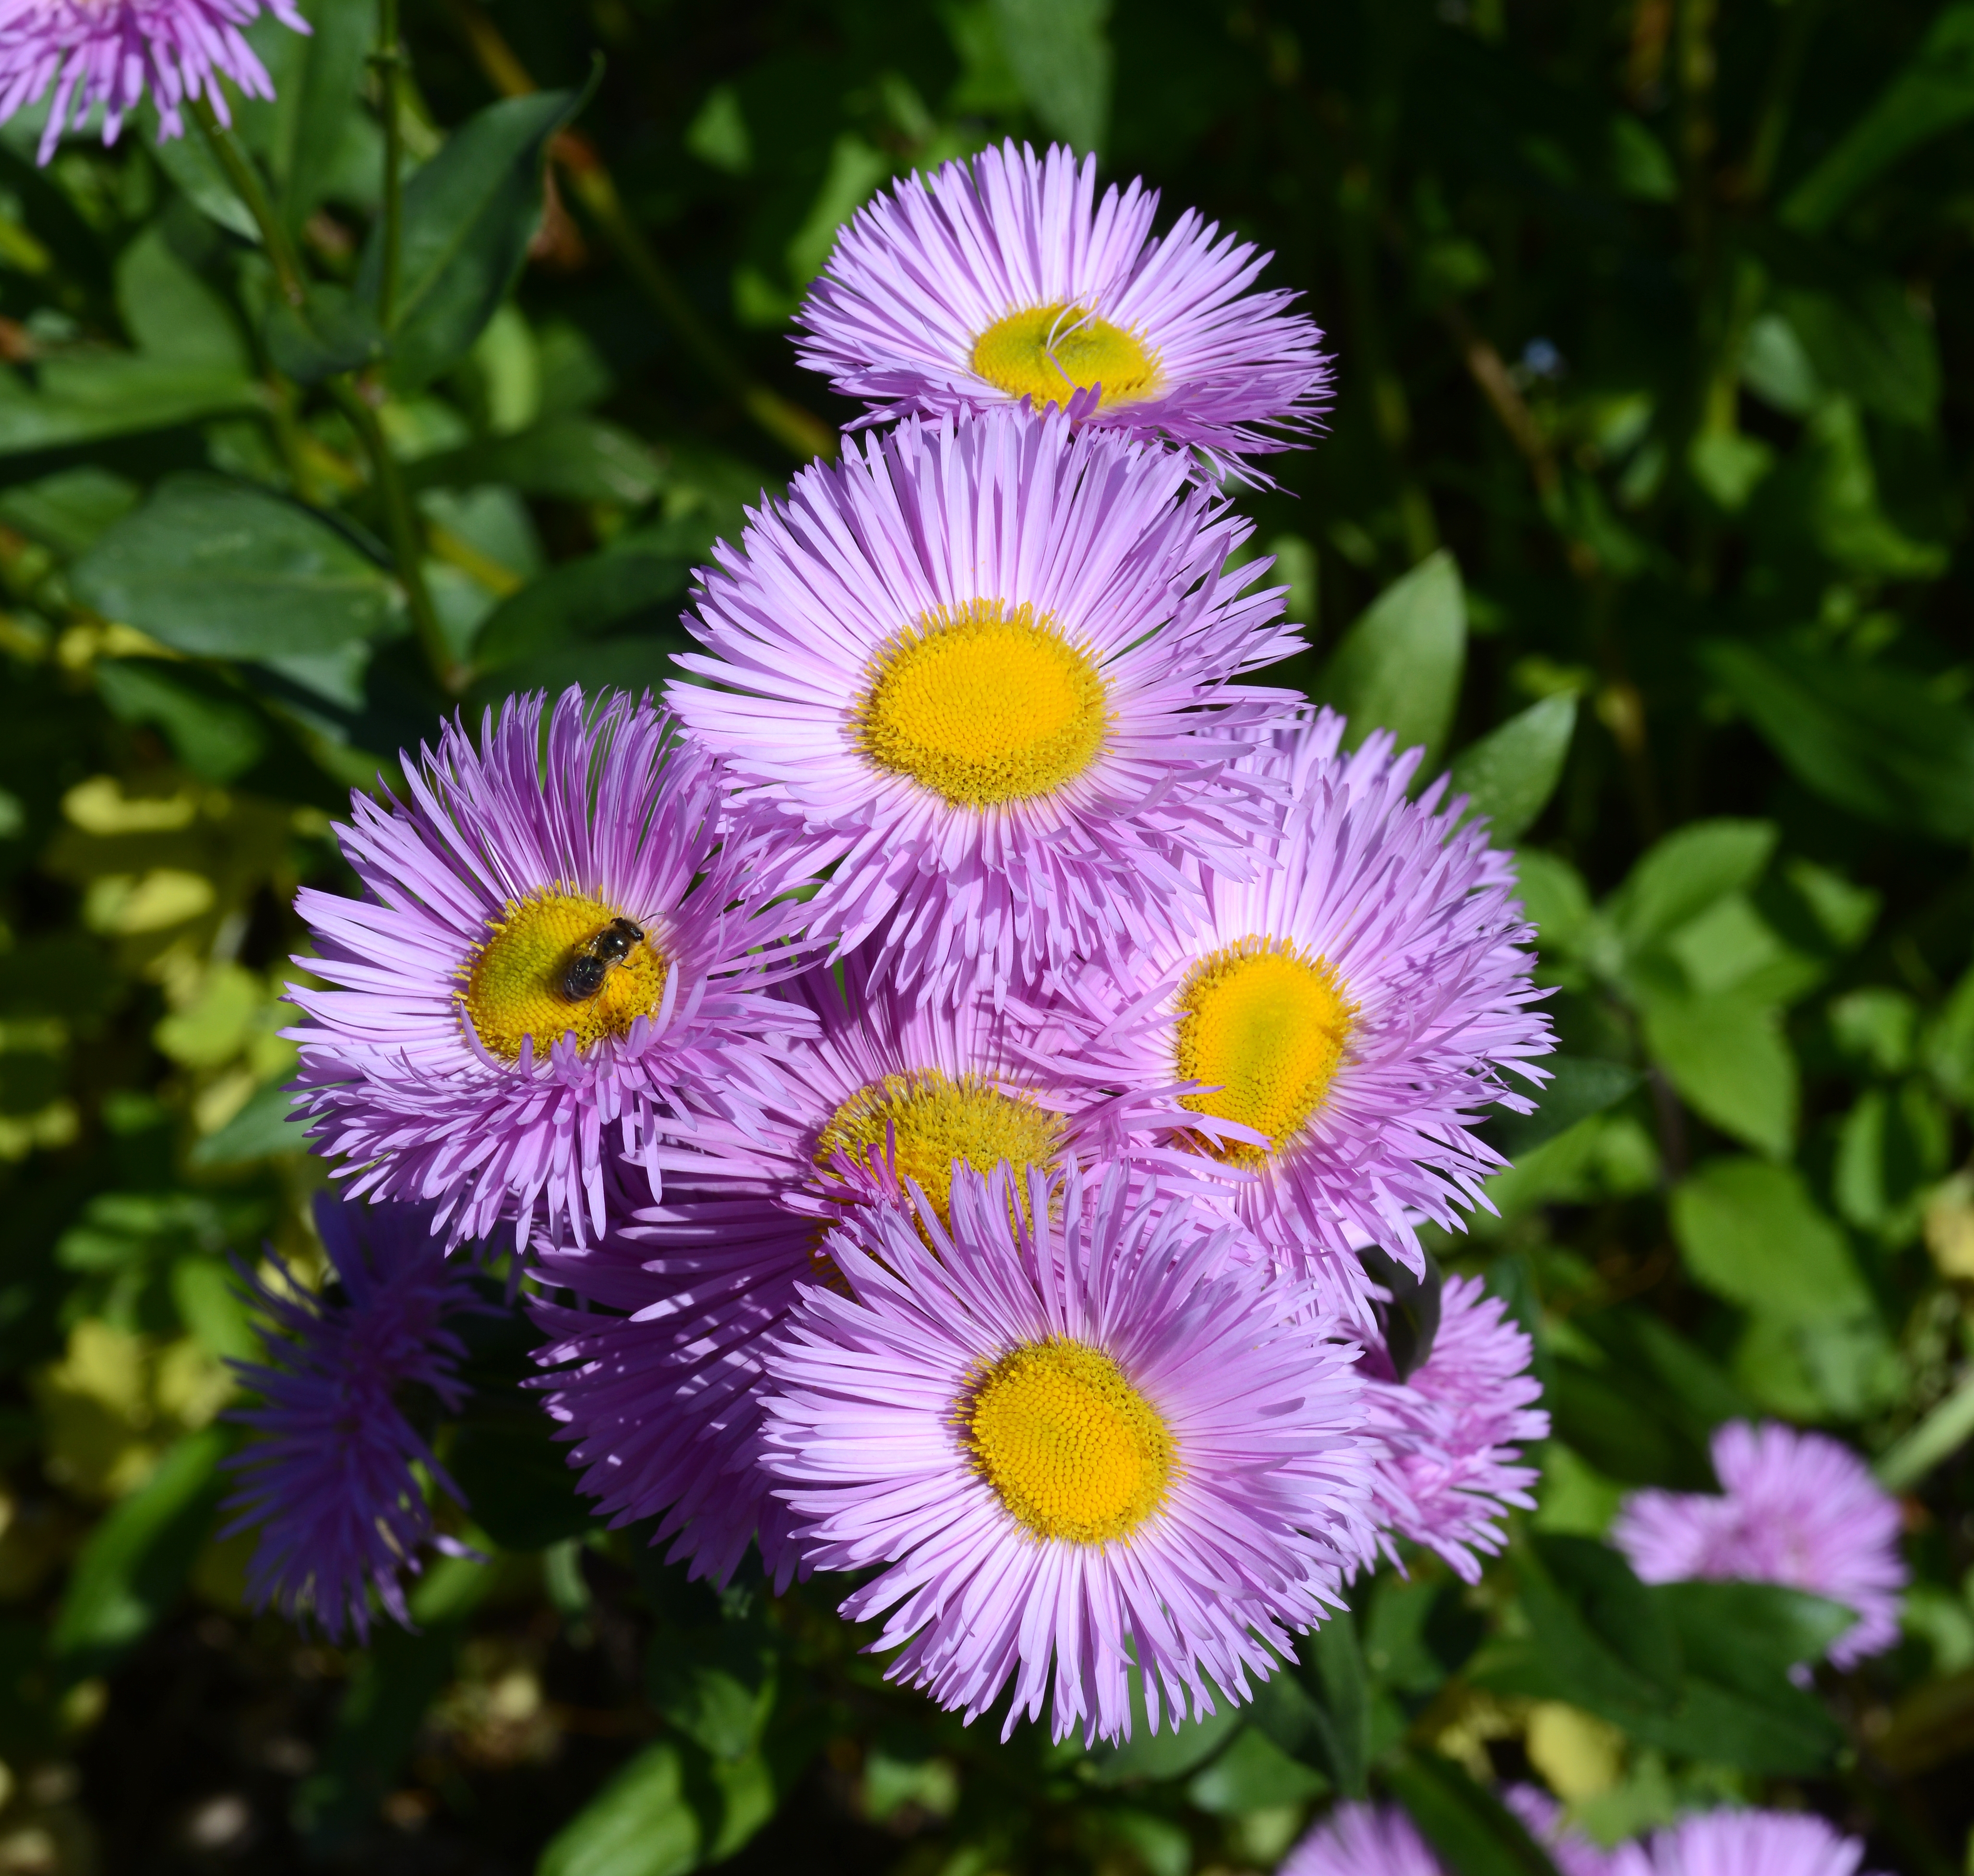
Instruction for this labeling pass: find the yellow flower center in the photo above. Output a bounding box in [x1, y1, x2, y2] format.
[1173, 937, 1353, 1164]
[854, 600, 1110, 808]
[970, 303, 1160, 411]
[814, 1069, 1064, 1226]
[459, 890, 669, 1064]
[962, 1338, 1174, 1544]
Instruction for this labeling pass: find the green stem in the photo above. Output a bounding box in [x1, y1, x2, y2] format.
[196, 97, 458, 694]
[373, 0, 405, 330]
[330, 380, 464, 694]
[191, 101, 306, 307]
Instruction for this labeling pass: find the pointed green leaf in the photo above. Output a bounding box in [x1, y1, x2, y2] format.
[1315, 551, 1468, 763]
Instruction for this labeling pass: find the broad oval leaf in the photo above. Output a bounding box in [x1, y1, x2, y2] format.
[1446, 692, 1578, 842]
[72, 474, 404, 659]
[1670, 1157, 1872, 1323]
[1316, 550, 1468, 763]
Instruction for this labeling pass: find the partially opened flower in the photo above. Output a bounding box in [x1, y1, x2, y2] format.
[671, 405, 1299, 999]
[795, 140, 1330, 473]
[288, 687, 811, 1251]
[0, 0, 307, 164]
[1611, 1421, 1906, 1667]
[759, 1163, 1376, 1745]
[1606, 1809, 1879, 1876]
[221, 1193, 489, 1643]
[1362, 1274, 1549, 1582]
[531, 951, 1197, 1589]
[1064, 708, 1551, 1283]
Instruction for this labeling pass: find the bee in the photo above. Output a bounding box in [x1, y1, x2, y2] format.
[560, 917, 646, 1002]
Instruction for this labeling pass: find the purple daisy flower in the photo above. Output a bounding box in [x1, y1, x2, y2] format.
[670, 405, 1301, 1000]
[1280, 1803, 1444, 1876]
[1606, 1809, 1880, 1876]
[793, 140, 1330, 474]
[530, 950, 1200, 1590]
[1611, 1421, 1906, 1668]
[758, 1162, 1377, 1745]
[1061, 708, 1552, 1283]
[221, 1192, 490, 1643]
[287, 688, 813, 1252]
[1283, 1792, 1609, 1876]
[1361, 1274, 1549, 1582]
[0, 0, 307, 164]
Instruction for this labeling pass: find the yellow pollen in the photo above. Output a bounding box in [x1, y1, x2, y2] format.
[814, 1069, 1064, 1226]
[459, 890, 668, 1063]
[854, 599, 1110, 807]
[970, 303, 1160, 412]
[1174, 937, 1353, 1164]
[962, 1339, 1174, 1544]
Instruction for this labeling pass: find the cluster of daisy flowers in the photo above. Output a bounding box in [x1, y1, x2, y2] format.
[225, 139, 1899, 1753]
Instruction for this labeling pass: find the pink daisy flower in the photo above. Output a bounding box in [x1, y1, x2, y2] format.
[287, 688, 812, 1253]
[1362, 1273, 1549, 1582]
[530, 950, 1199, 1589]
[1283, 1791, 1609, 1876]
[1607, 1809, 1881, 1876]
[1062, 708, 1552, 1283]
[794, 140, 1330, 475]
[670, 405, 1301, 1000]
[758, 1162, 1377, 1745]
[1611, 1421, 1906, 1668]
[0, 0, 307, 163]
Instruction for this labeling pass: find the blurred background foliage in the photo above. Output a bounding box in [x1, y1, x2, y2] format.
[1, 0, 1973, 1870]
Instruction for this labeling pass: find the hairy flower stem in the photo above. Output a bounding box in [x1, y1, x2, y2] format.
[193, 104, 462, 697]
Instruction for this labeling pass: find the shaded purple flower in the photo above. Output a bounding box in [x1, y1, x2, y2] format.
[794, 140, 1330, 474]
[530, 950, 1200, 1591]
[1283, 1792, 1608, 1876]
[0, 0, 307, 164]
[670, 405, 1299, 1002]
[758, 1162, 1377, 1745]
[1611, 1421, 1906, 1668]
[1362, 1274, 1549, 1583]
[287, 688, 813, 1251]
[1606, 1809, 1880, 1876]
[221, 1193, 489, 1643]
[1280, 1803, 1443, 1876]
[1061, 708, 1551, 1284]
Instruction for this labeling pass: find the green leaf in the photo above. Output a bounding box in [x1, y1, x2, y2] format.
[646, 1629, 778, 1765]
[282, 0, 374, 229]
[1701, 639, 1974, 844]
[474, 550, 690, 670]
[1297, 1608, 1372, 1799]
[1084, 1667, 1242, 1783]
[0, 356, 259, 457]
[535, 1739, 778, 1876]
[1315, 550, 1468, 764]
[1670, 1157, 1871, 1323]
[1655, 1581, 1856, 1686]
[264, 284, 384, 385]
[358, 87, 588, 391]
[72, 475, 404, 660]
[1640, 990, 1797, 1157]
[51, 1427, 227, 1677]
[1511, 850, 1593, 955]
[1385, 1752, 1562, 1876]
[114, 228, 250, 375]
[1184, 1727, 1328, 1814]
[989, 0, 1113, 154]
[0, 466, 139, 555]
[1608, 818, 1777, 951]
[1485, 1056, 1640, 1159]
[409, 414, 668, 507]
[188, 1082, 309, 1167]
[1774, 279, 1941, 429]
[94, 659, 269, 785]
[1446, 693, 1578, 842]
[1783, 4, 1974, 232]
[1532, 1535, 1682, 1705]
[148, 121, 261, 241]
